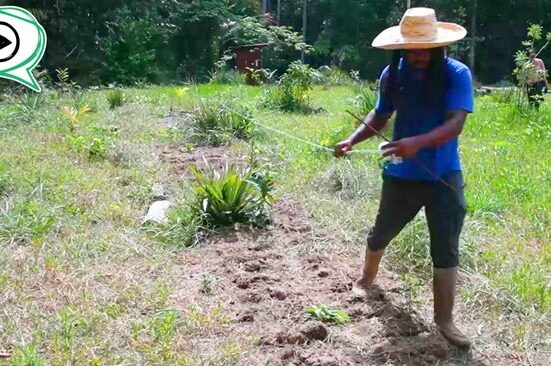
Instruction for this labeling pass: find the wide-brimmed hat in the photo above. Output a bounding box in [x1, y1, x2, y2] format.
[372, 7, 467, 50]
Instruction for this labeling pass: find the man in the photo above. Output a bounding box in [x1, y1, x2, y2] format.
[527, 49, 547, 109]
[335, 8, 473, 348]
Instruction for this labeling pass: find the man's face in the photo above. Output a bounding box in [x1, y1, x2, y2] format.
[404, 49, 432, 69]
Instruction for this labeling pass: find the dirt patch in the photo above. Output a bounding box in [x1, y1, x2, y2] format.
[169, 196, 473, 365]
[155, 144, 246, 177]
[156, 143, 520, 366]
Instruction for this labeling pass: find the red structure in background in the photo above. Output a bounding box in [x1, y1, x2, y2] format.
[233, 43, 268, 85]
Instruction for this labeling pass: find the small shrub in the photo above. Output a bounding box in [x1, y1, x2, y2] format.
[107, 89, 125, 109]
[189, 99, 254, 146]
[306, 305, 351, 324]
[62, 104, 91, 131]
[191, 164, 274, 228]
[67, 125, 119, 161]
[8, 92, 46, 123]
[56, 67, 70, 84]
[264, 61, 318, 112]
[200, 274, 216, 295]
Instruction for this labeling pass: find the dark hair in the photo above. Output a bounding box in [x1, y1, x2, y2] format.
[383, 47, 446, 106]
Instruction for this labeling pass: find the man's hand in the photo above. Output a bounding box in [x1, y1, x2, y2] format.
[381, 136, 424, 158]
[335, 140, 353, 157]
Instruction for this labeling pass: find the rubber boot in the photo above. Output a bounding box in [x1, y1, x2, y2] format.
[433, 267, 471, 348]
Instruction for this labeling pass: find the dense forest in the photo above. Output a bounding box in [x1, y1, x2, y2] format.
[7, 0, 551, 85]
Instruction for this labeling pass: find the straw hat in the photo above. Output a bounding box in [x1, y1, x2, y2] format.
[372, 7, 467, 50]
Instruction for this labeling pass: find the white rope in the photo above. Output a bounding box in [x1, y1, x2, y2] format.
[228, 107, 380, 155]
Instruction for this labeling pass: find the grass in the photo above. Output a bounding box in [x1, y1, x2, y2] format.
[0, 82, 549, 364]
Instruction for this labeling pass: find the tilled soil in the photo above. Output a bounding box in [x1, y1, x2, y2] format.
[160, 143, 528, 366]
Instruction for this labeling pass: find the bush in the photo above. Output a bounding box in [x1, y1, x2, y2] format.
[67, 125, 119, 161]
[189, 99, 254, 146]
[107, 89, 126, 109]
[264, 61, 318, 112]
[191, 164, 274, 228]
[7, 92, 46, 124]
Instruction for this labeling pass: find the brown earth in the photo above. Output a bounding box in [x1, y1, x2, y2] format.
[158, 142, 531, 366]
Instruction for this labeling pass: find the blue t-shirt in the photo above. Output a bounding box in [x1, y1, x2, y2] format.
[375, 57, 474, 181]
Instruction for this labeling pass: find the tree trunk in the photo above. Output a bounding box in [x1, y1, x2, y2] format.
[277, 0, 281, 25]
[301, 0, 307, 63]
[470, 0, 477, 78]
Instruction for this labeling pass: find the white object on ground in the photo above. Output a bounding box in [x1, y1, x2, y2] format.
[143, 200, 173, 224]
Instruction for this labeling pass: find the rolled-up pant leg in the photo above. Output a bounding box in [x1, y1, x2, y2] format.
[367, 176, 424, 251]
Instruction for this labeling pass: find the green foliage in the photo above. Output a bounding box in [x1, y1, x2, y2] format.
[350, 86, 377, 116]
[200, 274, 217, 295]
[106, 89, 126, 109]
[265, 62, 318, 112]
[62, 105, 91, 132]
[189, 99, 255, 146]
[513, 24, 551, 109]
[209, 68, 245, 85]
[9, 345, 45, 366]
[306, 305, 351, 324]
[56, 68, 70, 85]
[221, 16, 312, 74]
[8, 92, 46, 124]
[0, 199, 56, 246]
[146, 206, 201, 248]
[191, 164, 275, 228]
[67, 125, 119, 161]
[316, 66, 360, 86]
[105, 16, 175, 84]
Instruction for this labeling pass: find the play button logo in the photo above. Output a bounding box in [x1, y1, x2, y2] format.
[0, 34, 11, 49]
[0, 6, 47, 92]
[0, 21, 19, 62]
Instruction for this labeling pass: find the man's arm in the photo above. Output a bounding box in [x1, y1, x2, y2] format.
[382, 110, 468, 158]
[335, 109, 393, 156]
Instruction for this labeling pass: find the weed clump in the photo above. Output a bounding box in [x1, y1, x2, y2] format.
[264, 61, 318, 112]
[188, 99, 254, 146]
[107, 89, 126, 109]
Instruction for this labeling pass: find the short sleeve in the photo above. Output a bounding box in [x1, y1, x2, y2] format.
[375, 66, 395, 115]
[445, 67, 474, 113]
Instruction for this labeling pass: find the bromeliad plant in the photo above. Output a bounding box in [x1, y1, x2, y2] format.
[189, 99, 255, 146]
[191, 164, 275, 228]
